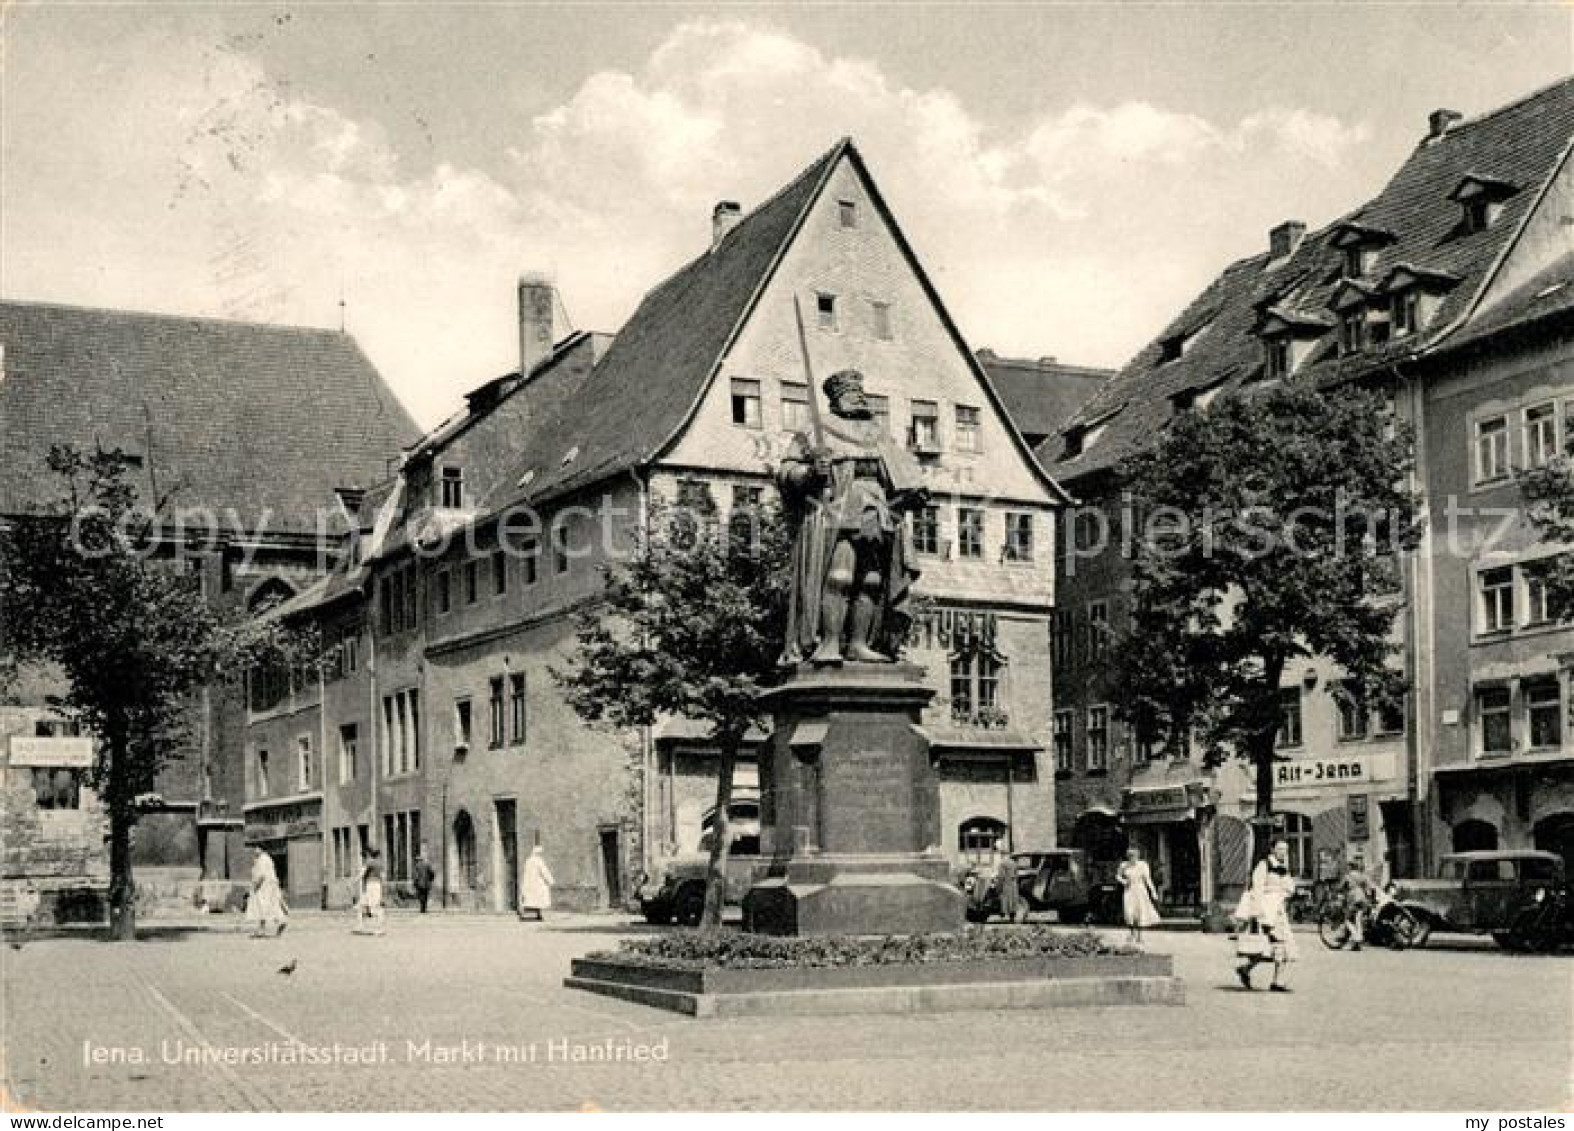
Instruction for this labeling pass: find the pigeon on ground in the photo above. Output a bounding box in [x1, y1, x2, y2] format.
[276, 958, 298, 976]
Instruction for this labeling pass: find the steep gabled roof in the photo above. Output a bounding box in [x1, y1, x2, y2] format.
[492, 141, 847, 508]
[1044, 76, 1574, 483]
[0, 300, 420, 534]
[492, 137, 1070, 511]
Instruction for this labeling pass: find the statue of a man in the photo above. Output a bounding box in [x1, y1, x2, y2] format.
[778, 368, 928, 665]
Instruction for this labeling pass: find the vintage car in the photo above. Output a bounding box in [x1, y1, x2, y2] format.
[1391, 849, 1566, 948]
[960, 848, 1119, 924]
[637, 797, 763, 926]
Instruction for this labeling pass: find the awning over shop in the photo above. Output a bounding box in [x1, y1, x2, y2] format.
[651, 718, 769, 746]
[920, 726, 1041, 754]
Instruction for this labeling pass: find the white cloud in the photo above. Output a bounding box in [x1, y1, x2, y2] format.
[3, 18, 1374, 429]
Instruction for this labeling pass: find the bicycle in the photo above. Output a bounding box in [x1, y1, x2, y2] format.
[1318, 894, 1427, 950]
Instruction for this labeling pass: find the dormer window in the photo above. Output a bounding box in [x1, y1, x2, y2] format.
[1329, 280, 1379, 357]
[1257, 306, 1330, 377]
[1157, 319, 1212, 364]
[1062, 407, 1120, 458]
[1264, 336, 1291, 380]
[1172, 379, 1226, 413]
[1381, 265, 1461, 340]
[1330, 221, 1396, 280]
[440, 467, 464, 509]
[1449, 175, 1517, 235]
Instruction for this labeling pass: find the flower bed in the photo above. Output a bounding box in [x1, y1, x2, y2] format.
[590, 926, 1133, 971]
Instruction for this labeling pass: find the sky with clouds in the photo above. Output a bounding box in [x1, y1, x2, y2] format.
[3, 4, 1569, 427]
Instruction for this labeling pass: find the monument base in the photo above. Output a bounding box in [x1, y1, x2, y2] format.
[743, 662, 964, 936]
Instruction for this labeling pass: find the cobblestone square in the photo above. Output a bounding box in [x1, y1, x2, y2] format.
[2, 913, 1568, 1112]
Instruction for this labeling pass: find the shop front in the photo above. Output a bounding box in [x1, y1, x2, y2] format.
[1121, 780, 1216, 916]
[1240, 750, 1404, 883]
[243, 797, 323, 907]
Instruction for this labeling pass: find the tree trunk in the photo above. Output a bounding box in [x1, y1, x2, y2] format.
[700, 733, 739, 930]
[107, 800, 136, 941]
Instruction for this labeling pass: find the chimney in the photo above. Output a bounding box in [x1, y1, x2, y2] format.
[1269, 220, 1306, 261]
[517, 273, 556, 377]
[712, 201, 742, 249]
[1428, 108, 1463, 140]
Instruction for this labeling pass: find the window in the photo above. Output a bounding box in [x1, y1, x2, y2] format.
[1073, 509, 1103, 553]
[912, 505, 940, 555]
[730, 378, 762, 427]
[1527, 681, 1562, 749]
[1087, 600, 1109, 658]
[31, 768, 82, 811]
[332, 828, 353, 878]
[908, 400, 939, 450]
[1004, 512, 1033, 562]
[297, 735, 313, 791]
[1053, 709, 1074, 772]
[489, 676, 505, 749]
[510, 672, 527, 745]
[837, 199, 858, 228]
[1479, 567, 1514, 634]
[440, 467, 464, 509]
[336, 630, 360, 678]
[1477, 686, 1512, 755]
[781, 382, 810, 433]
[464, 559, 479, 605]
[958, 817, 1007, 864]
[552, 524, 570, 574]
[816, 292, 838, 331]
[1050, 610, 1073, 670]
[492, 549, 508, 597]
[866, 394, 891, 436]
[1264, 336, 1291, 380]
[1280, 812, 1314, 879]
[338, 724, 358, 784]
[1335, 680, 1368, 741]
[437, 569, 452, 615]
[957, 507, 984, 559]
[1525, 402, 1558, 469]
[454, 698, 473, 751]
[1392, 289, 1420, 338]
[256, 748, 271, 797]
[1526, 564, 1553, 626]
[955, 405, 981, 453]
[1086, 706, 1110, 771]
[870, 301, 893, 341]
[1474, 416, 1509, 483]
[732, 484, 764, 510]
[382, 690, 420, 774]
[407, 691, 421, 772]
[1339, 310, 1365, 355]
[1277, 688, 1303, 748]
[521, 537, 540, 586]
[948, 647, 1004, 723]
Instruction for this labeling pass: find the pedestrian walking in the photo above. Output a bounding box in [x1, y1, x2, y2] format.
[356, 846, 387, 936]
[1341, 858, 1376, 950]
[1116, 846, 1161, 944]
[414, 845, 436, 914]
[1235, 838, 1298, 992]
[519, 844, 554, 922]
[991, 839, 1020, 922]
[246, 848, 288, 938]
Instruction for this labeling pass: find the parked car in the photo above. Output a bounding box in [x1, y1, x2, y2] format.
[637, 798, 763, 926]
[960, 848, 1117, 924]
[1390, 850, 1566, 948]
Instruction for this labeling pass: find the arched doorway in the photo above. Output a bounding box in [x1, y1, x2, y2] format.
[452, 810, 477, 894]
[1533, 812, 1574, 871]
[1451, 818, 1499, 853]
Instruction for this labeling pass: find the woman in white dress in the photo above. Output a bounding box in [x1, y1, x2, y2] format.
[356, 846, 387, 935]
[1116, 846, 1162, 944]
[247, 848, 288, 938]
[1235, 838, 1299, 992]
[520, 845, 554, 922]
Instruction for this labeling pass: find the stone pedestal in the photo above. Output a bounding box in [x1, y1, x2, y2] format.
[742, 663, 963, 936]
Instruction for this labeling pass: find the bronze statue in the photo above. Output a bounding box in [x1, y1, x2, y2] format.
[778, 368, 927, 665]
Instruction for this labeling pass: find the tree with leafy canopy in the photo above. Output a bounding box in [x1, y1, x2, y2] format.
[1517, 456, 1574, 623]
[555, 498, 792, 928]
[1105, 378, 1420, 858]
[0, 446, 320, 940]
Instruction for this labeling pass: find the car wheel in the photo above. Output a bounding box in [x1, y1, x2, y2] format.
[1506, 908, 1549, 953]
[1059, 904, 1088, 925]
[964, 905, 988, 924]
[1318, 909, 1351, 950]
[674, 883, 706, 928]
[1386, 907, 1423, 951]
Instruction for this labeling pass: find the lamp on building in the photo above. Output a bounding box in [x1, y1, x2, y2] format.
[1302, 667, 1319, 689]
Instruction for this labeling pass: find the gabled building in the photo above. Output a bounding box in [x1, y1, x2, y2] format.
[976, 350, 1113, 451]
[1041, 78, 1574, 915]
[0, 301, 419, 919]
[251, 138, 1071, 913]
